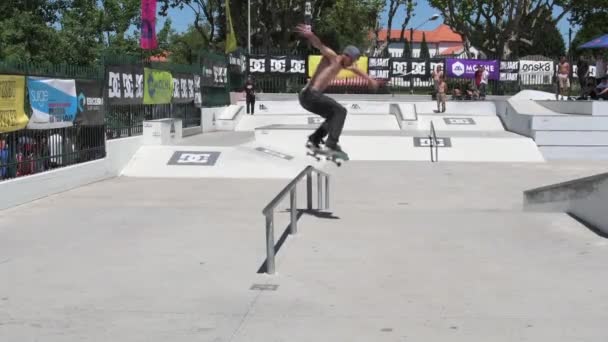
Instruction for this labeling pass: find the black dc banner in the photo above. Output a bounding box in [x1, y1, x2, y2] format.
[106, 65, 144, 105]
[248, 55, 268, 74]
[75, 80, 104, 126]
[172, 73, 196, 104]
[500, 61, 520, 81]
[368, 57, 390, 80]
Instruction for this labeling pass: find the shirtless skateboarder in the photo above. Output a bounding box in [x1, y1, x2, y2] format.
[295, 24, 379, 158]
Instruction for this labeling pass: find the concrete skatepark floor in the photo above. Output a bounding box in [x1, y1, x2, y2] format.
[2, 160, 608, 341]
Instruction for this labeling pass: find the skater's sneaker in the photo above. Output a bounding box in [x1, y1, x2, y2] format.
[324, 144, 349, 160]
[306, 139, 322, 151]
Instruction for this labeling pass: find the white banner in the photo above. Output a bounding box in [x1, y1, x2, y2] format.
[519, 60, 554, 75]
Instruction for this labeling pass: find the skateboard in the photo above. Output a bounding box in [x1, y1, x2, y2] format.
[306, 146, 350, 167]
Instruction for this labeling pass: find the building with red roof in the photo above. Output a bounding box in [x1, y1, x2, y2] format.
[375, 24, 481, 58]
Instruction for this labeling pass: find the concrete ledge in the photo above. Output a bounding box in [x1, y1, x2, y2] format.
[0, 136, 142, 210]
[524, 172, 608, 234]
[183, 126, 202, 137]
[537, 100, 608, 116]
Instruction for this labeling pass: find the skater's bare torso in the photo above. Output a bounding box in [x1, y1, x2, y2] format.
[309, 56, 349, 92]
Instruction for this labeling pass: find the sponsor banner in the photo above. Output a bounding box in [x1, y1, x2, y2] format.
[390, 59, 443, 79]
[269, 56, 288, 73]
[248, 55, 268, 73]
[106, 65, 144, 105]
[201, 59, 215, 87]
[228, 52, 247, 73]
[519, 60, 554, 75]
[368, 57, 390, 80]
[268, 56, 306, 74]
[308, 55, 368, 79]
[194, 74, 202, 107]
[172, 73, 196, 104]
[27, 77, 78, 129]
[446, 59, 500, 80]
[144, 68, 174, 105]
[572, 65, 597, 78]
[289, 58, 306, 74]
[213, 64, 228, 86]
[75, 80, 104, 126]
[0, 75, 29, 133]
[500, 61, 519, 81]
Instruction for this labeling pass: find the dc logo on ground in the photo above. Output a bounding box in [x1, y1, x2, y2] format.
[452, 61, 465, 77]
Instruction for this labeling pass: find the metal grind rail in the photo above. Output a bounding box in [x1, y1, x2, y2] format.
[429, 120, 439, 162]
[262, 166, 330, 274]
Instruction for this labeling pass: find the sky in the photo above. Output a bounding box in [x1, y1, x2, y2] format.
[161, 0, 575, 47]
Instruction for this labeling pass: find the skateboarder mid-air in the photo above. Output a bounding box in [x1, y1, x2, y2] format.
[295, 24, 379, 159]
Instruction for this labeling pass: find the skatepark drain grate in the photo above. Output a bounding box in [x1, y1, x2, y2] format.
[250, 284, 279, 291]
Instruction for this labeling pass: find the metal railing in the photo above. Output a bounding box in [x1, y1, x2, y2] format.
[262, 166, 331, 275]
[429, 121, 439, 162]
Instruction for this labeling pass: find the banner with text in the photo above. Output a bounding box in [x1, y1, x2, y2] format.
[247, 55, 306, 74]
[307, 55, 368, 79]
[519, 60, 554, 85]
[390, 59, 443, 79]
[500, 61, 520, 82]
[446, 59, 500, 80]
[27, 77, 78, 129]
[143, 68, 174, 105]
[106, 65, 144, 105]
[0, 75, 29, 133]
[368, 57, 390, 80]
[75, 80, 104, 126]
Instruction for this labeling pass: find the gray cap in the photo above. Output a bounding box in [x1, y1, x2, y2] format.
[342, 45, 361, 60]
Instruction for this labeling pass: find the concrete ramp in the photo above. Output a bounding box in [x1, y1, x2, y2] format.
[254, 125, 544, 162]
[236, 114, 399, 131]
[241, 100, 392, 115]
[414, 115, 505, 131]
[121, 144, 313, 179]
[525, 172, 608, 235]
[415, 101, 497, 116]
[503, 91, 608, 160]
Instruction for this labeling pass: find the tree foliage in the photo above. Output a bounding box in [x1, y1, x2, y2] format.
[419, 32, 430, 59]
[571, 11, 608, 58]
[427, 0, 573, 59]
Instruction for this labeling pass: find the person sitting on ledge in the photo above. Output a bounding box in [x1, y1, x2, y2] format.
[590, 76, 608, 100]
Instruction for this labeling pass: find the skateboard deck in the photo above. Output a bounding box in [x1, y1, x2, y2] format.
[306, 146, 350, 167]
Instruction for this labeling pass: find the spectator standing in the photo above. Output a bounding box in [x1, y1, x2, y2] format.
[435, 75, 447, 113]
[557, 56, 571, 100]
[244, 76, 256, 115]
[596, 56, 607, 81]
[576, 55, 590, 99]
[479, 66, 489, 100]
[0, 138, 8, 179]
[432, 65, 444, 100]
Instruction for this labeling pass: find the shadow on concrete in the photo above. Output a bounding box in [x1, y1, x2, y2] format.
[568, 212, 608, 239]
[257, 209, 340, 274]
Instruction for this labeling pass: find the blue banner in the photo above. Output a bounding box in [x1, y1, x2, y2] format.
[27, 77, 78, 129]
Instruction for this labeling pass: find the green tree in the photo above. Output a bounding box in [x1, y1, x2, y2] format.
[510, 7, 566, 58]
[571, 12, 608, 57]
[419, 32, 430, 59]
[570, 0, 608, 26]
[0, 0, 68, 63]
[428, 0, 573, 59]
[57, 0, 105, 65]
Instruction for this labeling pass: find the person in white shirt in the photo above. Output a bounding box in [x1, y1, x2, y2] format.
[479, 66, 489, 100]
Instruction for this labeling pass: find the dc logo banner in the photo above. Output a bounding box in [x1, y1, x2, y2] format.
[390, 59, 409, 77]
[411, 62, 427, 76]
[290, 59, 306, 74]
[106, 65, 144, 105]
[167, 151, 221, 166]
[270, 56, 287, 73]
[248, 56, 267, 73]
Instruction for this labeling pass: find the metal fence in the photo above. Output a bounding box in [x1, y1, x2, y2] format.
[0, 125, 106, 181]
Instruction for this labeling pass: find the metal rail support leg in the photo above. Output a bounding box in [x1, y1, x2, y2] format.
[290, 188, 297, 235]
[317, 173, 323, 210]
[325, 175, 330, 210]
[307, 173, 312, 209]
[265, 213, 275, 274]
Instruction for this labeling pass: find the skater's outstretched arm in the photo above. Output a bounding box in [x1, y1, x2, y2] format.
[295, 24, 337, 61]
[347, 66, 379, 90]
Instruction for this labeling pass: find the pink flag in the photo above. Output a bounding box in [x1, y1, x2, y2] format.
[141, 0, 158, 50]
